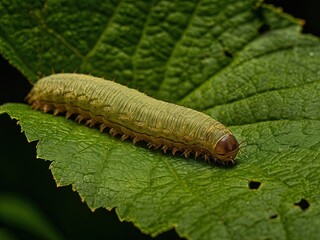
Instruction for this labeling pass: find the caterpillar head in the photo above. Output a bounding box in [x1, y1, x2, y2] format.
[214, 134, 239, 162]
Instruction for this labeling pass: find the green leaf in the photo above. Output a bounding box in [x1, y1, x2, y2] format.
[0, 193, 63, 240]
[1, 0, 320, 239]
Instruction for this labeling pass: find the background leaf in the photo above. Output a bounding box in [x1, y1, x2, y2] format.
[0, 193, 63, 240]
[1, 0, 320, 239]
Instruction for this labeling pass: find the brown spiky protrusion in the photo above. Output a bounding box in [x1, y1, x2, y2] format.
[85, 119, 96, 127]
[53, 109, 60, 116]
[161, 145, 168, 153]
[147, 142, 154, 149]
[42, 104, 50, 113]
[120, 134, 129, 141]
[172, 147, 178, 155]
[75, 115, 85, 123]
[132, 137, 140, 145]
[109, 128, 118, 137]
[99, 124, 107, 132]
[66, 112, 72, 119]
[182, 149, 191, 158]
[31, 102, 40, 110]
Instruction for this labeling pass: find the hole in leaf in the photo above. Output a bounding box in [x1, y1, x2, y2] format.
[269, 214, 278, 219]
[248, 180, 261, 190]
[223, 50, 233, 58]
[294, 198, 310, 210]
[258, 23, 271, 34]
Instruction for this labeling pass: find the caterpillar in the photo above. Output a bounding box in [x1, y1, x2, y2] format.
[26, 73, 239, 164]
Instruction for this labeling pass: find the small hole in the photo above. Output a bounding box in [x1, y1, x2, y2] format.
[248, 180, 261, 190]
[223, 50, 233, 58]
[294, 198, 310, 210]
[258, 24, 270, 34]
[269, 214, 278, 219]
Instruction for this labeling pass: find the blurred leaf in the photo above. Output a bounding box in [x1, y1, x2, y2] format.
[0, 228, 18, 240]
[0, 193, 63, 240]
[1, 0, 320, 239]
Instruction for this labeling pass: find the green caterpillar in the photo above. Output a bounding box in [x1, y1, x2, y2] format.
[26, 73, 239, 164]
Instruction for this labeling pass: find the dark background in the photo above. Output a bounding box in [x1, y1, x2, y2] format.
[1, 1, 319, 239]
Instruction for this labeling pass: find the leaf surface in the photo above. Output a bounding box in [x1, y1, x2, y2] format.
[1, 0, 320, 239]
